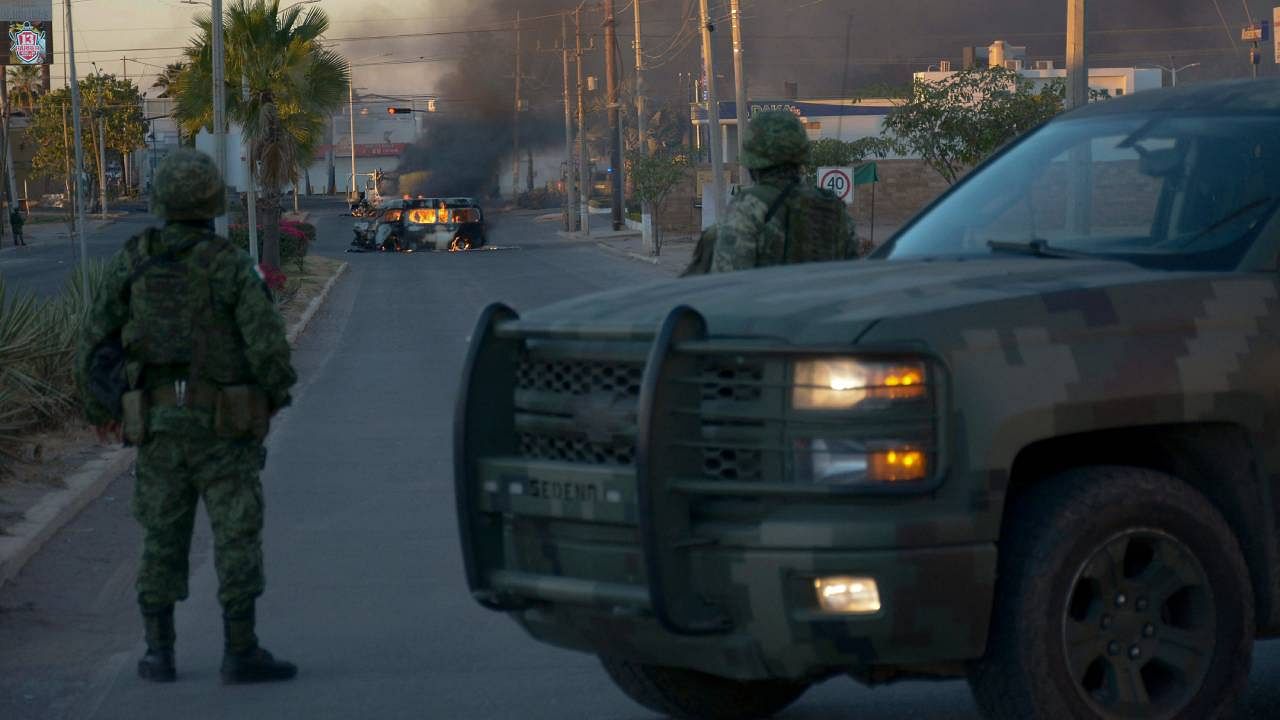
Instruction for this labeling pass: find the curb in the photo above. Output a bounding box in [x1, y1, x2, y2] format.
[0, 447, 136, 588]
[595, 241, 660, 266]
[0, 260, 347, 590]
[286, 261, 348, 346]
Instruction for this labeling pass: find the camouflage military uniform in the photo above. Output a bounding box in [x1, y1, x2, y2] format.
[75, 149, 298, 684]
[711, 111, 862, 273]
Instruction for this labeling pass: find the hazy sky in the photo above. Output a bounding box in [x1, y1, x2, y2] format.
[37, 0, 494, 95]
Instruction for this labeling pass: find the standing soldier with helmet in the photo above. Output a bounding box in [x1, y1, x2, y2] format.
[75, 148, 299, 685]
[711, 110, 867, 273]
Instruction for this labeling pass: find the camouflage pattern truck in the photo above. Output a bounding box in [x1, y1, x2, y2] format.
[455, 79, 1280, 718]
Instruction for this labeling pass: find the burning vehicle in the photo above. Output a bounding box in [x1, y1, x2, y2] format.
[351, 197, 488, 253]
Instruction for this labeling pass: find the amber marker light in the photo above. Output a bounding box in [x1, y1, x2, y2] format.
[867, 448, 928, 483]
[814, 576, 882, 614]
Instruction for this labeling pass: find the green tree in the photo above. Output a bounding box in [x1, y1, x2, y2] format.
[7, 64, 43, 117]
[805, 137, 893, 180]
[27, 75, 146, 201]
[627, 151, 688, 255]
[881, 66, 1064, 184]
[151, 62, 186, 99]
[175, 0, 348, 269]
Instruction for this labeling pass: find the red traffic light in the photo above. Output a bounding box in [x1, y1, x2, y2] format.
[387, 107, 413, 115]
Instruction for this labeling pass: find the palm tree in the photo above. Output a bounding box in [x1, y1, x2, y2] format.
[151, 62, 186, 99]
[175, 0, 348, 269]
[7, 65, 43, 117]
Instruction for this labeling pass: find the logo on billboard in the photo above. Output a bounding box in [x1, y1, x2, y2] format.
[8, 21, 45, 64]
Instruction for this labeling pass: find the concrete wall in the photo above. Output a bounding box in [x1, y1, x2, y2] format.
[848, 160, 953, 238]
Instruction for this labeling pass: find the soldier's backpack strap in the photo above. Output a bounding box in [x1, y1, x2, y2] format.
[759, 181, 798, 263]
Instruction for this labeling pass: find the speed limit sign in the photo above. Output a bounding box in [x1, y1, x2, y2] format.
[817, 167, 855, 206]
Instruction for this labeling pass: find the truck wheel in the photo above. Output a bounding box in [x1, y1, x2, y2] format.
[968, 466, 1253, 719]
[600, 656, 808, 720]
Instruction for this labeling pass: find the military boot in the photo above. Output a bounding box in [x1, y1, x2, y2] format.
[137, 605, 177, 682]
[220, 609, 297, 684]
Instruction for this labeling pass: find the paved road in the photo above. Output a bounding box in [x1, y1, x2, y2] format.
[0, 215, 155, 298]
[5, 206, 1280, 719]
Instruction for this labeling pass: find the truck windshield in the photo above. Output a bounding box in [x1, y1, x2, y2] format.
[882, 113, 1280, 271]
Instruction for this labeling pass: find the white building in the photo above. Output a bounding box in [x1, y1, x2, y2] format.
[914, 40, 1164, 99]
[694, 98, 908, 165]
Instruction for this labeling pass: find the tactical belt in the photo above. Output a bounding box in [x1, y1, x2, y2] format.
[148, 381, 221, 411]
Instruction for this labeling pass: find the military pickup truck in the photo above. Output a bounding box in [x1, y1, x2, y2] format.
[455, 79, 1280, 719]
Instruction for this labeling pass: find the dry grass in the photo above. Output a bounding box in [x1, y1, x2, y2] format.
[278, 255, 345, 330]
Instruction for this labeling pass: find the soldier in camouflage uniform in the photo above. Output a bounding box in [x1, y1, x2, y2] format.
[76, 149, 299, 684]
[711, 111, 864, 273]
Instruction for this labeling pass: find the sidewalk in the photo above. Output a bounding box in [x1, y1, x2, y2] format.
[559, 214, 697, 277]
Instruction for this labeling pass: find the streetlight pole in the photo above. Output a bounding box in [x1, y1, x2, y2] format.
[211, 0, 227, 237]
[65, 0, 91, 307]
[1144, 59, 1200, 87]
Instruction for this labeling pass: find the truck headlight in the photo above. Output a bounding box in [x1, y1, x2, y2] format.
[792, 359, 926, 410]
[795, 439, 929, 485]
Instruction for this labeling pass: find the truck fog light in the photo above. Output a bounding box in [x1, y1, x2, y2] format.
[814, 576, 881, 614]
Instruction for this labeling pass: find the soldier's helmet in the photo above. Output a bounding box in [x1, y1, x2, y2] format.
[151, 148, 225, 221]
[740, 110, 811, 170]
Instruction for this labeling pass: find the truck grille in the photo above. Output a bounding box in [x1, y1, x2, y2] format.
[518, 431, 636, 466]
[513, 347, 768, 481]
[516, 357, 643, 401]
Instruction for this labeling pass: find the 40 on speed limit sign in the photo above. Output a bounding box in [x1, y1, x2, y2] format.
[817, 166, 855, 205]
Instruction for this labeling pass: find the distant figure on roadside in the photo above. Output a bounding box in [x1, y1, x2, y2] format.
[9, 204, 25, 246]
[74, 149, 299, 685]
[711, 111, 866, 273]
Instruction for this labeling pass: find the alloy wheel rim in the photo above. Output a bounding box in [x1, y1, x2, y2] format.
[1061, 529, 1216, 719]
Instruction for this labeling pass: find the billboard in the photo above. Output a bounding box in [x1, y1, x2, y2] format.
[0, 1, 52, 65]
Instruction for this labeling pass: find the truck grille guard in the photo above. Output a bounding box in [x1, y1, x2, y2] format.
[454, 303, 732, 634]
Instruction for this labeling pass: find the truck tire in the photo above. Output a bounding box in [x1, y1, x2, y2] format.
[968, 466, 1253, 719]
[600, 656, 808, 720]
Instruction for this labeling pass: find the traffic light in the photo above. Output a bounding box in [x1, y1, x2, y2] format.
[387, 107, 413, 115]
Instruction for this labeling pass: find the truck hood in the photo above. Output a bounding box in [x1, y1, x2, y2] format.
[516, 258, 1211, 345]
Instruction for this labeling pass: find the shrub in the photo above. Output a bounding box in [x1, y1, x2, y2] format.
[232, 221, 312, 274]
[0, 262, 110, 465]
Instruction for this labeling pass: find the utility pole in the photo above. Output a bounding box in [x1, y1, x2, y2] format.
[0, 69, 18, 233]
[122, 56, 131, 195]
[61, 102, 71, 203]
[698, 0, 726, 225]
[730, 0, 749, 186]
[604, 0, 623, 231]
[575, 8, 590, 236]
[348, 80, 357, 198]
[65, 0, 91, 307]
[633, 0, 655, 250]
[1065, 0, 1088, 110]
[1065, 0, 1091, 235]
[243, 73, 258, 264]
[97, 113, 108, 218]
[212, 0, 228, 238]
[561, 13, 576, 232]
[512, 10, 522, 201]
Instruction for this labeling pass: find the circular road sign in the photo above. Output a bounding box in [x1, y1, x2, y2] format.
[819, 168, 853, 204]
